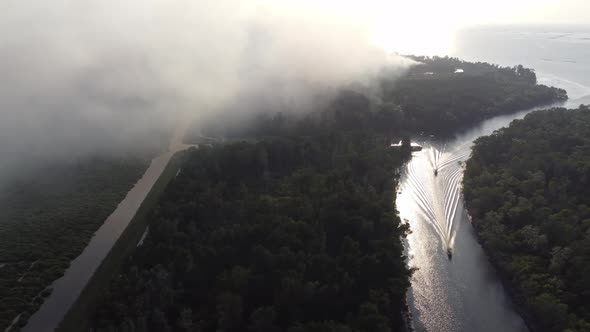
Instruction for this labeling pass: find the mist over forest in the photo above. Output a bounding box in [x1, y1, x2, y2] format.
[0, 0, 414, 187]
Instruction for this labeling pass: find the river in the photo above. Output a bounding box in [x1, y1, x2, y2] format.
[22, 122, 195, 332]
[398, 82, 587, 331]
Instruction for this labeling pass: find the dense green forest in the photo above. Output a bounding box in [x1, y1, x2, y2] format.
[92, 131, 412, 331]
[92, 86, 416, 332]
[464, 106, 590, 332]
[0, 157, 149, 330]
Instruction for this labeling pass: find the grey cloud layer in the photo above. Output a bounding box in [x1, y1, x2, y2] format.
[0, 0, 408, 180]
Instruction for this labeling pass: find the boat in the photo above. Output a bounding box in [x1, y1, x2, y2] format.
[390, 140, 423, 152]
[447, 248, 453, 260]
[434, 169, 438, 176]
[411, 143, 423, 152]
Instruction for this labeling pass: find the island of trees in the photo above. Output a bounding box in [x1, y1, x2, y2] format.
[464, 106, 590, 332]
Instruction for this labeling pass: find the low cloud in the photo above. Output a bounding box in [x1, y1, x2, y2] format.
[0, 0, 410, 181]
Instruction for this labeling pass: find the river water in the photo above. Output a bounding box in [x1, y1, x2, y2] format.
[22, 122, 195, 332]
[401, 24, 590, 332]
[399, 110, 532, 332]
[400, 98, 588, 332]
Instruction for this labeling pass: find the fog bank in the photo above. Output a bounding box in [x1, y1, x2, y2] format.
[0, 0, 410, 182]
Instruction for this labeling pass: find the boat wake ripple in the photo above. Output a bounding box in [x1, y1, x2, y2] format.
[403, 144, 470, 249]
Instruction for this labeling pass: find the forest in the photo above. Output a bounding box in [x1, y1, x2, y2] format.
[92, 131, 413, 331]
[0, 157, 149, 330]
[464, 106, 590, 332]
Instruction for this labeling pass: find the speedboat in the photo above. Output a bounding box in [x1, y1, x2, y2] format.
[447, 248, 453, 260]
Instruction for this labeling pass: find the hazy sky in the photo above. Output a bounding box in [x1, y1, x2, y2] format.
[0, 0, 405, 181]
[0, 0, 588, 183]
[246, 0, 590, 55]
[322, 0, 590, 25]
[472, 0, 590, 24]
[362, 0, 590, 54]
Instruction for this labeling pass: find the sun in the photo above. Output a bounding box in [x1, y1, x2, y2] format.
[371, 23, 455, 56]
[255, 0, 459, 56]
[370, 27, 453, 57]
[365, 0, 459, 56]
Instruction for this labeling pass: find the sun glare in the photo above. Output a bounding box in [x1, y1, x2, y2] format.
[371, 4, 456, 56]
[367, 0, 458, 56]
[257, 0, 458, 56]
[370, 23, 455, 56]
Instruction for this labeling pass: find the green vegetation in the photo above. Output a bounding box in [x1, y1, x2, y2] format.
[57, 151, 189, 332]
[464, 106, 590, 332]
[0, 157, 150, 330]
[92, 119, 413, 331]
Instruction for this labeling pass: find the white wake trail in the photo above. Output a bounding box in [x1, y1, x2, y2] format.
[404, 143, 471, 251]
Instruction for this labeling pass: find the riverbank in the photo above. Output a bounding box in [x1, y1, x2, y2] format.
[463, 106, 590, 331]
[465, 211, 539, 332]
[398, 132, 531, 331]
[56, 150, 189, 332]
[400, 83, 584, 331]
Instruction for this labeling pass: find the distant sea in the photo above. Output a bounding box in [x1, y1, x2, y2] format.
[452, 25, 590, 104]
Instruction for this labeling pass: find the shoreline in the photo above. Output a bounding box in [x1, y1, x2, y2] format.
[463, 207, 539, 332]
